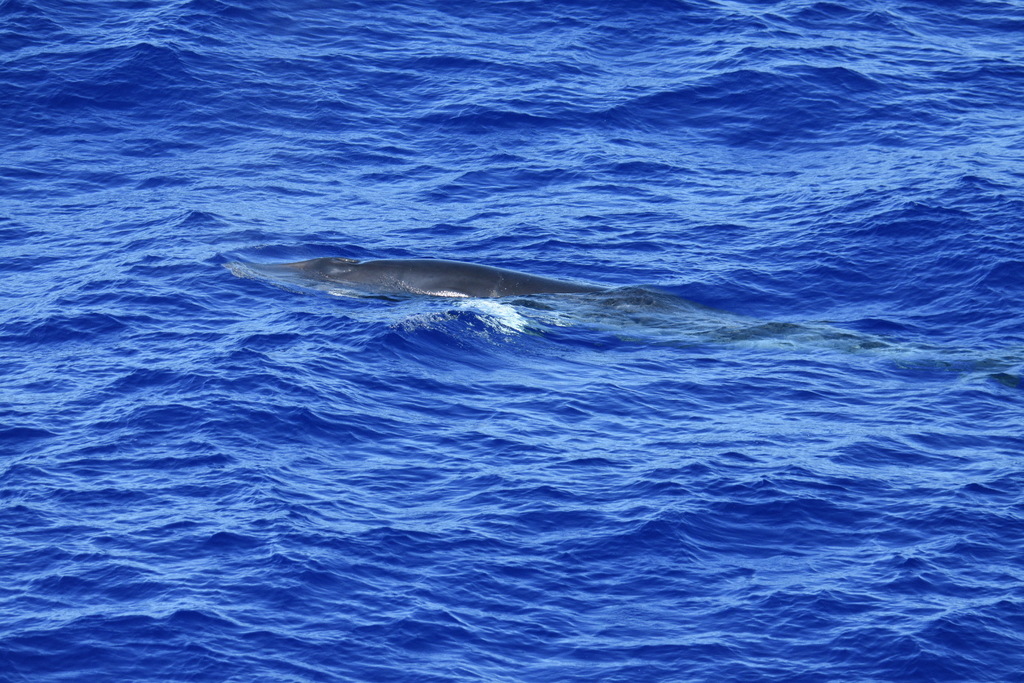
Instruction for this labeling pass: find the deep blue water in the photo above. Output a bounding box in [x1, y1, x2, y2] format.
[3, 0, 1024, 680]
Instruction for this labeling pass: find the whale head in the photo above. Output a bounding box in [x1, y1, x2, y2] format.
[296, 257, 361, 280]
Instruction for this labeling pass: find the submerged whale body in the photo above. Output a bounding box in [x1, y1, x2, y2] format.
[277, 257, 604, 298]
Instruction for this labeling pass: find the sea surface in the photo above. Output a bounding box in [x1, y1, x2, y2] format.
[2, 1, 1024, 681]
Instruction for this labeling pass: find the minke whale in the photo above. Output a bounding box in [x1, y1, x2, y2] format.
[226, 254, 1023, 386]
[267, 257, 604, 298]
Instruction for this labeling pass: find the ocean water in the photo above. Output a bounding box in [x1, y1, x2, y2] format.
[2, 0, 1024, 680]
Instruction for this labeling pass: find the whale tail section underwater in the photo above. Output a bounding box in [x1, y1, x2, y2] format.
[225, 255, 1022, 388]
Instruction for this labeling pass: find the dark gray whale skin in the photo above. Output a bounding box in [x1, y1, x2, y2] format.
[280, 257, 604, 298]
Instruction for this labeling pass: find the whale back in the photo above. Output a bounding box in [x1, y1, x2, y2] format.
[284, 257, 602, 298]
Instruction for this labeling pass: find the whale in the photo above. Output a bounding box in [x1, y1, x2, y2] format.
[225, 254, 1024, 387]
[268, 257, 605, 298]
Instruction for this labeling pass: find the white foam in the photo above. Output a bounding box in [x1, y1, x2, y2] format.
[459, 299, 532, 334]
